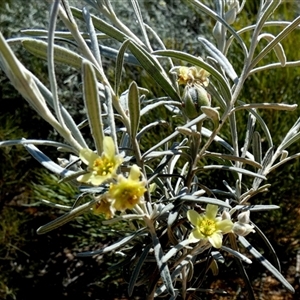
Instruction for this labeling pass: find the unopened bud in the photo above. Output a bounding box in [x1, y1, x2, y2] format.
[182, 85, 211, 119]
[224, 7, 237, 25]
[222, 210, 231, 221]
[232, 222, 255, 237]
[237, 210, 250, 224]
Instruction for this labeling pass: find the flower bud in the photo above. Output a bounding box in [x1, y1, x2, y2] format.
[182, 85, 211, 119]
[222, 210, 231, 221]
[232, 222, 255, 237]
[224, 7, 237, 25]
[237, 210, 250, 223]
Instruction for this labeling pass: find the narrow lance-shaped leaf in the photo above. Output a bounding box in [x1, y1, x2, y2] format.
[115, 39, 131, 95]
[128, 81, 140, 138]
[71, 7, 180, 101]
[37, 198, 97, 235]
[128, 41, 180, 101]
[200, 165, 266, 179]
[128, 244, 152, 296]
[197, 36, 238, 83]
[257, 33, 286, 66]
[82, 59, 104, 155]
[22, 39, 84, 69]
[24, 143, 75, 178]
[188, 0, 248, 58]
[82, 6, 102, 66]
[250, 15, 300, 70]
[252, 131, 262, 164]
[76, 227, 146, 256]
[238, 236, 295, 293]
[144, 216, 175, 296]
[179, 196, 231, 208]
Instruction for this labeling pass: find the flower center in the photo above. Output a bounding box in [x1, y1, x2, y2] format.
[93, 157, 114, 176]
[199, 218, 216, 237]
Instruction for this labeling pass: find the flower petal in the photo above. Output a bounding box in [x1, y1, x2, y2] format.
[205, 204, 218, 219]
[208, 232, 222, 248]
[188, 229, 203, 243]
[187, 210, 200, 226]
[216, 219, 233, 233]
[77, 173, 93, 183]
[90, 175, 108, 186]
[79, 148, 98, 167]
[191, 228, 205, 240]
[129, 164, 141, 181]
[103, 136, 115, 159]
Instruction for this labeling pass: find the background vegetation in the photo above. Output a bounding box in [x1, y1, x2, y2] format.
[1, 0, 300, 299]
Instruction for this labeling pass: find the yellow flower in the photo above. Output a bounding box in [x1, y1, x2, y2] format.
[92, 195, 115, 219]
[77, 136, 123, 186]
[170, 59, 210, 87]
[187, 204, 233, 248]
[109, 165, 147, 211]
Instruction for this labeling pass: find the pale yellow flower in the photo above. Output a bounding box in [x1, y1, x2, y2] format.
[109, 165, 147, 211]
[187, 204, 233, 248]
[77, 136, 123, 186]
[170, 59, 210, 87]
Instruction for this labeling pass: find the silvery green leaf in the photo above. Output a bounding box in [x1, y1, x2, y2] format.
[252, 131, 262, 164]
[71, 7, 180, 101]
[157, 203, 175, 218]
[234, 205, 280, 212]
[204, 152, 262, 169]
[162, 240, 191, 264]
[34, 76, 88, 149]
[130, 0, 151, 50]
[82, 59, 104, 154]
[201, 127, 234, 154]
[250, 60, 300, 75]
[142, 114, 207, 159]
[22, 39, 84, 69]
[39, 199, 71, 211]
[180, 196, 231, 208]
[24, 143, 75, 177]
[141, 100, 180, 116]
[238, 236, 294, 293]
[278, 131, 300, 152]
[236, 101, 273, 148]
[221, 246, 252, 264]
[251, 222, 281, 271]
[128, 41, 180, 101]
[250, 16, 300, 69]
[0, 139, 74, 152]
[201, 165, 266, 179]
[136, 120, 168, 141]
[150, 229, 175, 296]
[188, 0, 248, 57]
[115, 40, 131, 94]
[153, 49, 232, 103]
[58, 170, 87, 183]
[241, 113, 256, 159]
[77, 227, 146, 256]
[280, 150, 288, 161]
[201, 106, 220, 128]
[128, 81, 140, 138]
[82, 6, 102, 65]
[37, 198, 97, 235]
[155, 259, 190, 297]
[206, 83, 226, 110]
[197, 37, 238, 83]
[128, 243, 152, 296]
[257, 33, 286, 66]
